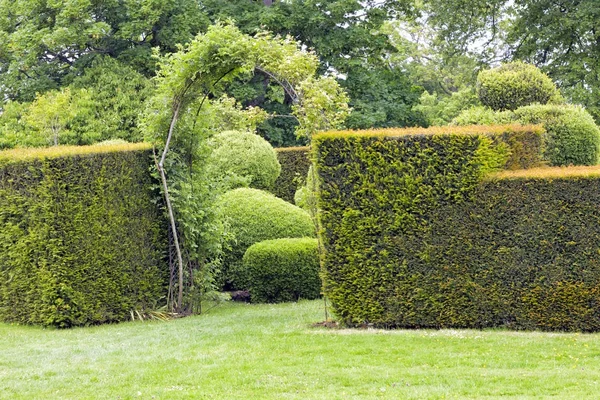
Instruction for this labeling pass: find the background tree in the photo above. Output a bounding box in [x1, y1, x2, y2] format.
[0, 0, 206, 102]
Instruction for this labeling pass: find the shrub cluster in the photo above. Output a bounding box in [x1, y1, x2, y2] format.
[272, 147, 311, 202]
[313, 125, 600, 331]
[207, 130, 281, 191]
[216, 188, 315, 289]
[241, 238, 321, 303]
[454, 104, 600, 166]
[477, 62, 562, 111]
[514, 104, 600, 166]
[0, 144, 166, 327]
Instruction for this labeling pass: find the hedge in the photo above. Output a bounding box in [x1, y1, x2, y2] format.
[216, 188, 316, 289]
[477, 62, 563, 111]
[514, 104, 600, 166]
[0, 143, 166, 327]
[241, 238, 321, 303]
[272, 147, 311, 202]
[313, 125, 600, 331]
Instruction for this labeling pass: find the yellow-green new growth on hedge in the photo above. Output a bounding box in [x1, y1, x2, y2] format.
[0, 144, 166, 327]
[314, 124, 600, 331]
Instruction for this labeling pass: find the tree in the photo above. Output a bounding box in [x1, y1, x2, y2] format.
[421, 0, 600, 122]
[0, 0, 207, 102]
[198, 0, 423, 142]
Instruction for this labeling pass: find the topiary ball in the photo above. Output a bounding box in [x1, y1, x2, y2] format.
[207, 130, 281, 191]
[514, 104, 600, 166]
[216, 188, 316, 289]
[477, 62, 563, 111]
[241, 237, 321, 303]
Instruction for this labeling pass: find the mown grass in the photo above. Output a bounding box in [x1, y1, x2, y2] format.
[2, 300, 600, 399]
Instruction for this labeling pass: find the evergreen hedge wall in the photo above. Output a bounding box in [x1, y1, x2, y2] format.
[273, 147, 311, 202]
[0, 144, 167, 327]
[313, 124, 600, 331]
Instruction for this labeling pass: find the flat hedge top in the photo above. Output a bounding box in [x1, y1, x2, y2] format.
[489, 165, 600, 180]
[314, 124, 544, 141]
[0, 142, 152, 163]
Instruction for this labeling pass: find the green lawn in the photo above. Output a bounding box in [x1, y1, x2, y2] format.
[2, 300, 600, 399]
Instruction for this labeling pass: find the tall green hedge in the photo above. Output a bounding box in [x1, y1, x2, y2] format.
[313, 125, 600, 331]
[0, 143, 166, 327]
[272, 147, 311, 202]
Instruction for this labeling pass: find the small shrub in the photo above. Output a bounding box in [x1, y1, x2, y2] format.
[216, 188, 315, 289]
[241, 238, 321, 303]
[207, 130, 281, 190]
[477, 62, 563, 111]
[514, 104, 600, 166]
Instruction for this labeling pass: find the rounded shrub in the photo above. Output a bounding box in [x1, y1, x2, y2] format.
[514, 104, 600, 166]
[208, 130, 281, 190]
[241, 238, 321, 303]
[216, 188, 316, 289]
[477, 62, 563, 111]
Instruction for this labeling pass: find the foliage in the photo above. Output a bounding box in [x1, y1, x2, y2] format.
[414, 89, 480, 126]
[477, 62, 563, 111]
[419, 171, 600, 331]
[313, 125, 552, 329]
[514, 104, 600, 166]
[0, 0, 207, 102]
[199, 0, 424, 135]
[0, 144, 166, 327]
[240, 238, 321, 303]
[216, 188, 316, 289]
[452, 106, 516, 126]
[0, 101, 40, 149]
[272, 146, 311, 202]
[421, 0, 600, 122]
[207, 130, 281, 191]
[68, 57, 154, 143]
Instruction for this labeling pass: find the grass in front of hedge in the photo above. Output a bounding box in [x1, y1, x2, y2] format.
[2, 300, 600, 400]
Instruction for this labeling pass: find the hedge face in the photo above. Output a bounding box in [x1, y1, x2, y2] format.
[0, 145, 166, 327]
[241, 238, 320, 303]
[313, 125, 600, 331]
[272, 147, 311, 202]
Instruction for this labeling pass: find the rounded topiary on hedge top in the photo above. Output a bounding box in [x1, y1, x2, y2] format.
[514, 104, 600, 166]
[216, 188, 316, 289]
[207, 130, 281, 190]
[241, 238, 321, 303]
[477, 62, 563, 111]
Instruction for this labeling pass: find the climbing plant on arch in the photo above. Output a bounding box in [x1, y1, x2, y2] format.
[143, 23, 349, 313]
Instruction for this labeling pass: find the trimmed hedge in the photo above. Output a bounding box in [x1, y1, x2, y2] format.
[216, 188, 316, 289]
[477, 62, 563, 111]
[314, 125, 600, 331]
[0, 143, 166, 327]
[453, 104, 600, 167]
[241, 238, 321, 303]
[514, 104, 600, 166]
[272, 147, 311, 202]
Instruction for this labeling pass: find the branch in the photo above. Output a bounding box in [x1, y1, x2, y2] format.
[255, 66, 299, 104]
